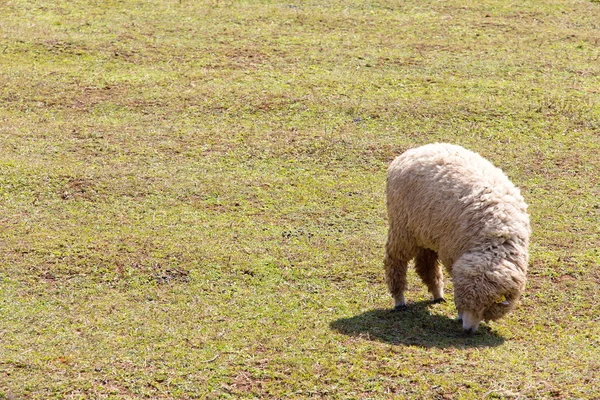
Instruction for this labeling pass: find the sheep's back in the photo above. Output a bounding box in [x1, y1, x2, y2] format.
[386, 143, 529, 267]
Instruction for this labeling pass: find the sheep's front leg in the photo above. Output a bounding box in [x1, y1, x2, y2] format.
[414, 248, 445, 303]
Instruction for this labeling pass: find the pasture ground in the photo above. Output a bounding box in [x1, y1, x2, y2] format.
[1, 0, 599, 398]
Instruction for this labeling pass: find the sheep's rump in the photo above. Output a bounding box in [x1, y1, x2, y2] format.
[386, 143, 529, 269]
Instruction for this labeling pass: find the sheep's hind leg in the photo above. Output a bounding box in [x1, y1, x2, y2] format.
[384, 250, 409, 311]
[414, 248, 445, 303]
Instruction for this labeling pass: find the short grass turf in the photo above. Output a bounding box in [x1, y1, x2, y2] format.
[1, 0, 600, 398]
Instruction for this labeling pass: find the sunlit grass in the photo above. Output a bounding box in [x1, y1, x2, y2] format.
[1, 0, 599, 398]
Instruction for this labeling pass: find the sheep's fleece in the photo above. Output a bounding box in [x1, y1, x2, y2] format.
[385, 143, 530, 333]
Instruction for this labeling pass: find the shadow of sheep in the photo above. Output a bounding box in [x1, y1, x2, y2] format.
[330, 301, 505, 349]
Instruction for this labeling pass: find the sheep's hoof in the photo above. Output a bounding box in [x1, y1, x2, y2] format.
[462, 328, 476, 337]
[432, 297, 446, 304]
[393, 304, 407, 312]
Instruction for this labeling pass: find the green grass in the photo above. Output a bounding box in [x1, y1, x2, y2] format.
[1, 0, 600, 398]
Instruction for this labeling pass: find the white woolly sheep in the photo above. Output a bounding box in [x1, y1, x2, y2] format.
[385, 143, 530, 334]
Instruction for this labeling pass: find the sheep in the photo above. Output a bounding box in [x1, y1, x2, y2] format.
[384, 143, 530, 334]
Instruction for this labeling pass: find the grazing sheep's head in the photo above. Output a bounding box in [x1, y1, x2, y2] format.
[459, 292, 516, 335]
[453, 252, 526, 335]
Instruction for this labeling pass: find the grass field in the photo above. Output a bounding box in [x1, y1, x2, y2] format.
[1, 0, 600, 398]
